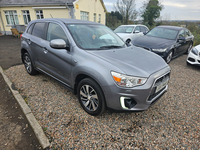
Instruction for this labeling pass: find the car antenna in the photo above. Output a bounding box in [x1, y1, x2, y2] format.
[50, 14, 53, 18]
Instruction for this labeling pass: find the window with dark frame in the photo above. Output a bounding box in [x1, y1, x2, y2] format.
[22, 10, 31, 25]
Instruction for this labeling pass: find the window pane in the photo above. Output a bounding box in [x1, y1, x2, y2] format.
[23, 15, 27, 24]
[27, 23, 35, 34]
[47, 23, 68, 43]
[5, 15, 10, 24]
[14, 15, 19, 24]
[32, 22, 46, 39]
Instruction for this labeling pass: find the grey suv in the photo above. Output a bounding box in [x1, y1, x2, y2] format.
[21, 18, 171, 116]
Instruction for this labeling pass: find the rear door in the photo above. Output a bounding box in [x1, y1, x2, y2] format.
[27, 22, 47, 68]
[185, 29, 193, 51]
[176, 29, 187, 55]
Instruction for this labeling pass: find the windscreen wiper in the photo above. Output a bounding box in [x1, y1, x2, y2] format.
[100, 45, 123, 49]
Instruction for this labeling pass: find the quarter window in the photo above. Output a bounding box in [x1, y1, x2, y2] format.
[22, 10, 31, 25]
[80, 11, 89, 21]
[4, 11, 19, 25]
[32, 22, 46, 39]
[36, 10, 44, 19]
[47, 23, 68, 43]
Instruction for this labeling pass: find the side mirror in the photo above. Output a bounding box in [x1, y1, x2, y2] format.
[134, 30, 140, 33]
[177, 37, 185, 42]
[143, 31, 148, 35]
[50, 39, 69, 49]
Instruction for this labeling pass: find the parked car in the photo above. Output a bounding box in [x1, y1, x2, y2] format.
[187, 44, 200, 65]
[21, 18, 171, 116]
[114, 25, 149, 43]
[133, 26, 194, 63]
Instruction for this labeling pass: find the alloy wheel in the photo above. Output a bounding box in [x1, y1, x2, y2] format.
[80, 84, 99, 111]
[166, 51, 173, 64]
[24, 55, 32, 73]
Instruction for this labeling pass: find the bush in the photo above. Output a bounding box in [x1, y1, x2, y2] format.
[192, 31, 200, 46]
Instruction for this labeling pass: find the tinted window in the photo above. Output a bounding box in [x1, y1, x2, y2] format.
[178, 30, 185, 38]
[27, 23, 34, 34]
[185, 29, 191, 37]
[32, 22, 46, 39]
[47, 23, 68, 43]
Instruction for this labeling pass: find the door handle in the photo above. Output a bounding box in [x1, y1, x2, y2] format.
[43, 47, 48, 54]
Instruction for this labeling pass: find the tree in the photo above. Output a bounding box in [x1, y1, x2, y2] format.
[114, 0, 137, 24]
[140, 0, 163, 27]
[106, 12, 123, 30]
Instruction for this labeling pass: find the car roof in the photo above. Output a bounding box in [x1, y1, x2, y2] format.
[30, 18, 100, 25]
[156, 25, 184, 30]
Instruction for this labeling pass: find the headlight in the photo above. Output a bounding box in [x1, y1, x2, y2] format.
[111, 71, 147, 88]
[152, 48, 167, 52]
[191, 47, 198, 56]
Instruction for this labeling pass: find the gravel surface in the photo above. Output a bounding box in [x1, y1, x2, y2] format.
[5, 54, 200, 149]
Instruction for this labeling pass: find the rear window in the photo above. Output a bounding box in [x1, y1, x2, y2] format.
[32, 22, 46, 39]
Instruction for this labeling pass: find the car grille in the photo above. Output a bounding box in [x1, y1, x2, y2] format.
[147, 72, 170, 101]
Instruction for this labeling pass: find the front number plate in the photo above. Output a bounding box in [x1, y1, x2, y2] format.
[155, 79, 169, 93]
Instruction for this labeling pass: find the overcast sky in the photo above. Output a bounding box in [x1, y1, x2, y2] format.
[103, 0, 200, 20]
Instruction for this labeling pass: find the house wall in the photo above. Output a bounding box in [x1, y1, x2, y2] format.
[74, 0, 106, 24]
[0, 0, 106, 35]
[0, 11, 5, 34]
[0, 6, 69, 34]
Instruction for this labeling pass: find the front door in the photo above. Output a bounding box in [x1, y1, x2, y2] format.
[41, 22, 72, 86]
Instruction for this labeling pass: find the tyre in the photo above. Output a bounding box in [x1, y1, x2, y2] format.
[185, 44, 192, 54]
[22, 52, 38, 75]
[77, 78, 106, 116]
[165, 51, 173, 64]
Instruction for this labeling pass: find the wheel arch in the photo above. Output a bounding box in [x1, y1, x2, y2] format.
[21, 48, 28, 63]
[73, 73, 107, 108]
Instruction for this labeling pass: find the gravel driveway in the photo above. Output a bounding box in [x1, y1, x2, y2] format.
[5, 54, 200, 149]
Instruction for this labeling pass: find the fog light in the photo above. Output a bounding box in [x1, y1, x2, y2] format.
[120, 97, 137, 109]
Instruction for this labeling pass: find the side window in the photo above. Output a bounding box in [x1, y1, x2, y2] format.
[185, 29, 191, 37]
[27, 23, 34, 34]
[134, 26, 140, 33]
[139, 26, 146, 33]
[144, 27, 149, 32]
[47, 23, 68, 43]
[178, 30, 185, 38]
[32, 22, 46, 39]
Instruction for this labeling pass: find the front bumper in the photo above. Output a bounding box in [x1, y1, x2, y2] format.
[187, 51, 200, 66]
[103, 66, 171, 111]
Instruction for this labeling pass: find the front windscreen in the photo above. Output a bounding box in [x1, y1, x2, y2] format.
[146, 27, 179, 40]
[66, 24, 125, 50]
[114, 26, 134, 33]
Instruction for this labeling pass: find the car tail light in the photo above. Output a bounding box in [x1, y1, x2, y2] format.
[20, 34, 23, 39]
